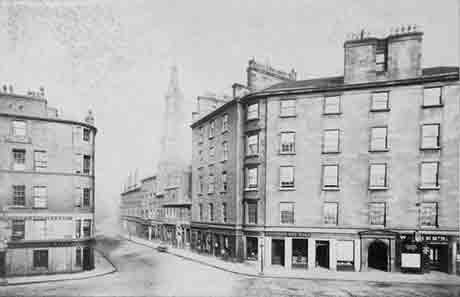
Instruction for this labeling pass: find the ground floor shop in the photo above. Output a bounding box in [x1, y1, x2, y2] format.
[190, 225, 244, 261]
[242, 229, 458, 274]
[1, 240, 94, 277]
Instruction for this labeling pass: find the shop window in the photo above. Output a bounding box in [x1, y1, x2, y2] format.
[76, 247, 82, 267]
[336, 240, 354, 271]
[33, 250, 48, 269]
[246, 237, 258, 260]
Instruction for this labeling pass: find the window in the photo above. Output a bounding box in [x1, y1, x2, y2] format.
[199, 204, 203, 221]
[208, 174, 215, 193]
[323, 129, 340, 153]
[375, 51, 387, 72]
[421, 124, 440, 149]
[323, 164, 339, 189]
[420, 162, 440, 188]
[34, 219, 46, 240]
[280, 132, 295, 153]
[209, 203, 214, 221]
[370, 202, 386, 226]
[420, 202, 438, 227]
[423, 87, 442, 107]
[369, 163, 388, 188]
[13, 149, 26, 170]
[83, 128, 91, 142]
[371, 92, 389, 111]
[33, 186, 47, 208]
[11, 220, 25, 241]
[222, 114, 229, 132]
[209, 146, 215, 158]
[83, 219, 91, 237]
[280, 166, 295, 189]
[222, 203, 227, 223]
[323, 96, 340, 114]
[280, 99, 296, 117]
[34, 150, 47, 171]
[76, 248, 82, 267]
[83, 155, 91, 174]
[280, 202, 294, 224]
[199, 127, 204, 143]
[247, 102, 259, 120]
[221, 171, 228, 192]
[209, 120, 215, 138]
[324, 202, 338, 225]
[198, 175, 204, 194]
[370, 127, 388, 151]
[83, 188, 91, 207]
[247, 202, 257, 224]
[222, 141, 229, 161]
[245, 166, 258, 189]
[12, 120, 26, 137]
[33, 250, 48, 269]
[13, 185, 25, 206]
[198, 149, 203, 162]
[246, 133, 259, 156]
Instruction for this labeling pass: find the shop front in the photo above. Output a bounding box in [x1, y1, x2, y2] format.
[191, 226, 242, 261]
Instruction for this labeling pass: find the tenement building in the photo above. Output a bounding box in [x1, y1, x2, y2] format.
[0, 86, 96, 276]
[120, 66, 192, 248]
[191, 28, 460, 274]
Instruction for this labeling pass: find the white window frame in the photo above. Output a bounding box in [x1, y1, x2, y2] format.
[247, 102, 259, 120]
[420, 162, 440, 189]
[34, 150, 48, 171]
[369, 202, 386, 226]
[423, 87, 442, 107]
[280, 99, 296, 117]
[323, 96, 341, 115]
[324, 202, 338, 225]
[421, 124, 440, 150]
[246, 133, 259, 156]
[322, 164, 339, 189]
[369, 163, 388, 189]
[280, 132, 295, 154]
[12, 120, 27, 137]
[33, 186, 47, 208]
[371, 92, 389, 111]
[323, 129, 340, 153]
[279, 166, 295, 189]
[245, 166, 258, 190]
[370, 127, 388, 151]
[280, 202, 295, 225]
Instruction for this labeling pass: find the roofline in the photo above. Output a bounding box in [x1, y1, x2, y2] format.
[242, 71, 459, 101]
[141, 175, 157, 182]
[0, 92, 47, 103]
[190, 98, 238, 128]
[0, 112, 97, 133]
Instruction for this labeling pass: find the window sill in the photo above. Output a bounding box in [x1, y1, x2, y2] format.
[323, 223, 338, 226]
[246, 118, 259, 122]
[279, 152, 296, 155]
[322, 151, 341, 154]
[420, 147, 441, 151]
[370, 108, 391, 112]
[245, 154, 259, 158]
[422, 104, 443, 109]
[323, 112, 342, 116]
[420, 225, 438, 229]
[32, 207, 48, 209]
[369, 224, 386, 228]
[369, 149, 390, 153]
[244, 188, 258, 192]
[279, 187, 295, 191]
[5, 135, 32, 144]
[368, 186, 389, 191]
[279, 114, 297, 118]
[221, 129, 229, 134]
[220, 191, 227, 194]
[8, 205, 26, 209]
[322, 187, 340, 191]
[220, 159, 228, 163]
[418, 186, 440, 191]
[280, 223, 295, 226]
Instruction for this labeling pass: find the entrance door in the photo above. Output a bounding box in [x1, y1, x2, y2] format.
[83, 247, 92, 270]
[292, 239, 308, 269]
[271, 239, 285, 266]
[368, 240, 388, 271]
[0, 252, 5, 277]
[316, 241, 330, 268]
[428, 245, 449, 273]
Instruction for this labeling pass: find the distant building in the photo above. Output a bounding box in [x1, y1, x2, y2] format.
[120, 66, 192, 248]
[191, 28, 460, 274]
[0, 86, 96, 276]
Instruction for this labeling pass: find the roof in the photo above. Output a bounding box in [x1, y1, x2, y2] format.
[262, 67, 459, 92]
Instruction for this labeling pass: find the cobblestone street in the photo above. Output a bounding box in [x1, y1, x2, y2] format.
[2, 237, 460, 297]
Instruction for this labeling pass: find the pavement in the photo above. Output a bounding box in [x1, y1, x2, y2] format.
[124, 234, 460, 286]
[1, 249, 116, 286]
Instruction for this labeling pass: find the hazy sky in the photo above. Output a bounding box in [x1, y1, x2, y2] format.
[0, 0, 458, 222]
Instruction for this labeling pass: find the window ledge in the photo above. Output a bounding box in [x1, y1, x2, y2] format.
[220, 159, 227, 163]
[418, 186, 440, 191]
[221, 129, 229, 134]
[244, 188, 258, 192]
[4, 135, 32, 144]
[32, 207, 48, 209]
[370, 108, 391, 112]
[322, 151, 341, 154]
[369, 149, 390, 153]
[8, 205, 26, 209]
[422, 104, 444, 109]
[279, 152, 296, 155]
[245, 154, 259, 158]
[246, 118, 259, 123]
[324, 223, 338, 226]
[279, 187, 295, 191]
[220, 191, 227, 194]
[279, 114, 297, 118]
[368, 186, 389, 191]
[323, 112, 342, 116]
[420, 225, 438, 229]
[420, 147, 441, 151]
[322, 187, 340, 191]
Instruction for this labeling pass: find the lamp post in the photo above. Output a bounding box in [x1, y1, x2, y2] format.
[259, 235, 264, 275]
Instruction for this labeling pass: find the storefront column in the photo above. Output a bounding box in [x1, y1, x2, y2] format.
[451, 240, 457, 274]
[390, 239, 396, 272]
[264, 237, 271, 267]
[308, 238, 315, 269]
[148, 227, 152, 240]
[285, 238, 292, 269]
[329, 239, 337, 271]
[354, 239, 361, 272]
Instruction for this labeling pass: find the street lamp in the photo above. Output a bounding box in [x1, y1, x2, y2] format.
[259, 235, 264, 275]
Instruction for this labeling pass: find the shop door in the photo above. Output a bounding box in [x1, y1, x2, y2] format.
[83, 247, 92, 270]
[368, 240, 388, 271]
[271, 239, 285, 266]
[292, 239, 308, 269]
[316, 241, 330, 268]
[428, 245, 449, 273]
[0, 252, 5, 277]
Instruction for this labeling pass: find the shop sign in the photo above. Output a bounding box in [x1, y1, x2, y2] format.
[422, 235, 448, 243]
[401, 253, 421, 268]
[266, 232, 311, 238]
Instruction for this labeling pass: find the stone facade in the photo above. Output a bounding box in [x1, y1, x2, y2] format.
[0, 88, 96, 276]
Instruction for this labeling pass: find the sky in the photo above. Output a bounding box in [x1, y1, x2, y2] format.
[0, 0, 458, 225]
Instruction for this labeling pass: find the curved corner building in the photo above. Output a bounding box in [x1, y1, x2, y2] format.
[0, 87, 96, 276]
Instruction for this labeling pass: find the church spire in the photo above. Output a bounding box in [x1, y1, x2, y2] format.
[167, 65, 180, 96]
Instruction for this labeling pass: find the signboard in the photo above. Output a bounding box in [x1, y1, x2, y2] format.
[336, 240, 354, 262]
[401, 253, 421, 268]
[266, 232, 311, 238]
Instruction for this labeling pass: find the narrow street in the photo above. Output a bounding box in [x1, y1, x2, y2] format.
[1, 236, 460, 297]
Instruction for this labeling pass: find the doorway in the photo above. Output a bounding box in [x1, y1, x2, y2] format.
[83, 247, 92, 270]
[292, 239, 308, 269]
[0, 252, 5, 277]
[315, 240, 330, 268]
[428, 244, 448, 273]
[368, 240, 388, 271]
[271, 239, 285, 266]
